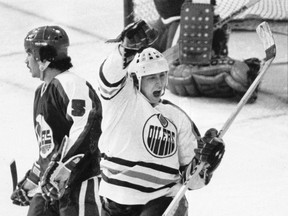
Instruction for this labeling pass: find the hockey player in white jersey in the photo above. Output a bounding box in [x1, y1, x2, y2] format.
[97, 20, 225, 215]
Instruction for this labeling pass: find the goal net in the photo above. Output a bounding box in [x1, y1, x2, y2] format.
[124, 0, 288, 101]
[127, 0, 288, 35]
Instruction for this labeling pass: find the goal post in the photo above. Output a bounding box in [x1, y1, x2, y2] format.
[123, 0, 135, 27]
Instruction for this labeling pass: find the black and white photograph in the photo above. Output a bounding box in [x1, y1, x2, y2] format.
[1, 0, 287, 215]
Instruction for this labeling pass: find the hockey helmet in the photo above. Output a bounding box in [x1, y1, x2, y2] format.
[128, 47, 169, 83]
[24, 26, 69, 61]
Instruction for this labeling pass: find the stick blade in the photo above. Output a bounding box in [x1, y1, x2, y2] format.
[10, 160, 18, 191]
[256, 22, 276, 60]
[162, 43, 179, 64]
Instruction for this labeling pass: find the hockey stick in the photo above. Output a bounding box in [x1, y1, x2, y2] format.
[162, 21, 276, 216]
[214, 0, 261, 29]
[10, 160, 18, 192]
[163, 0, 262, 63]
[219, 22, 276, 137]
[10, 160, 41, 196]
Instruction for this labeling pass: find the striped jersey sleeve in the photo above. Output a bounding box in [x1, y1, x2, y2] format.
[97, 46, 128, 100]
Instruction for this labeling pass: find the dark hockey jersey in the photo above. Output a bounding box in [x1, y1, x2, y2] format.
[33, 71, 102, 187]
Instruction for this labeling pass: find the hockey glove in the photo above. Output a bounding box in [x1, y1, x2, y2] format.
[195, 128, 225, 174]
[107, 19, 158, 68]
[11, 162, 41, 206]
[181, 157, 199, 183]
[41, 137, 84, 200]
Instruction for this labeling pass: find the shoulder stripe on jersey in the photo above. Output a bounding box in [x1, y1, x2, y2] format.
[161, 99, 201, 139]
[101, 172, 176, 193]
[51, 79, 70, 111]
[99, 85, 125, 100]
[102, 153, 179, 174]
[99, 62, 126, 88]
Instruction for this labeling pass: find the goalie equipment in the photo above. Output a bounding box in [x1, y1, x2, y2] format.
[179, 1, 214, 65]
[167, 56, 260, 102]
[212, 15, 230, 57]
[162, 0, 262, 64]
[153, 0, 184, 20]
[24, 26, 69, 62]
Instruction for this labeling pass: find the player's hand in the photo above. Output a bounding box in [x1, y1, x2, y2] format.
[41, 154, 84, 200]
[41, 137, 84, 200]
[107, 19, 158, 51]
[107, 19, 158, 69]
[11, 162, 41, 206]
[181, 157, 199, 184]
[11, 187, 31, 206]
[120, 19, 158, 51]
[194, 128, 225, 174]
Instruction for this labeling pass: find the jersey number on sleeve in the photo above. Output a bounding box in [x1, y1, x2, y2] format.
[71, 99, 86, 117]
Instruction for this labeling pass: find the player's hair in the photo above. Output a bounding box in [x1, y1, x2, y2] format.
[131, 73, 139, 89]
[39, 45, 73, 72]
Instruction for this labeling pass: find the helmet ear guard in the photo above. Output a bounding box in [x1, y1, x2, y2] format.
[130, 72, 139, 89]
[39, 45, 57, 62]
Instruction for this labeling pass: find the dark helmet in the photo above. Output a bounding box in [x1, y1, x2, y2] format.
[24, 26, 69, 61]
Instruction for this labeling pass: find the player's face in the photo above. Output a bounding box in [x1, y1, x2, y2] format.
[25, 52, 40, 78]
[141, 72, 167, 104]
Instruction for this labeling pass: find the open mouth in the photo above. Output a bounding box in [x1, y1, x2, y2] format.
[153, 90, 161, 97]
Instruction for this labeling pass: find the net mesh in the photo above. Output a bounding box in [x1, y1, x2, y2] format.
[131, 0, 288, 34]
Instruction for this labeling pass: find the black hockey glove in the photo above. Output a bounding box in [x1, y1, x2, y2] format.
[11, 162, 41, 206]
[41, 137, 84, 200]
[107, 19, 159, 68]
[11, 175, 31, 206]
[195, 128, 225, 174]
[180, 157, 199, 183]
[11, 187, 30, 206]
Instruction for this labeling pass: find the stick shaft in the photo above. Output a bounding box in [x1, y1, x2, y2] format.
[214, 0, 261, 29]
[219, 22, 276, 137]
[219, 58, 274, 138]
[10, 160, 18, 191]
[163, 22, 275, 216]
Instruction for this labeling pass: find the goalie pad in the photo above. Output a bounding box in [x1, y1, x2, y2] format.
[168, 56, 260, 101]
[179, 1, 214, 65]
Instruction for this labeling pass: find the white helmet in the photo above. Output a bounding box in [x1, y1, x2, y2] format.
[128, 47, 169, 86]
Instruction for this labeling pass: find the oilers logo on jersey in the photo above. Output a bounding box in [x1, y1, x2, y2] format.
[142, 114, 177, 158]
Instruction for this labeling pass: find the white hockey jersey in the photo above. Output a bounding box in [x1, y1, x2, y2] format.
[96, 46, 205, 205]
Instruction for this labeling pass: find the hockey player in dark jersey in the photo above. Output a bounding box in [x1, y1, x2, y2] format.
[10, 26, 102, 216]
[97, 20, 225, 215]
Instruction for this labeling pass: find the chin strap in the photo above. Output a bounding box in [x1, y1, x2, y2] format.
[38, 61, 50, 81]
